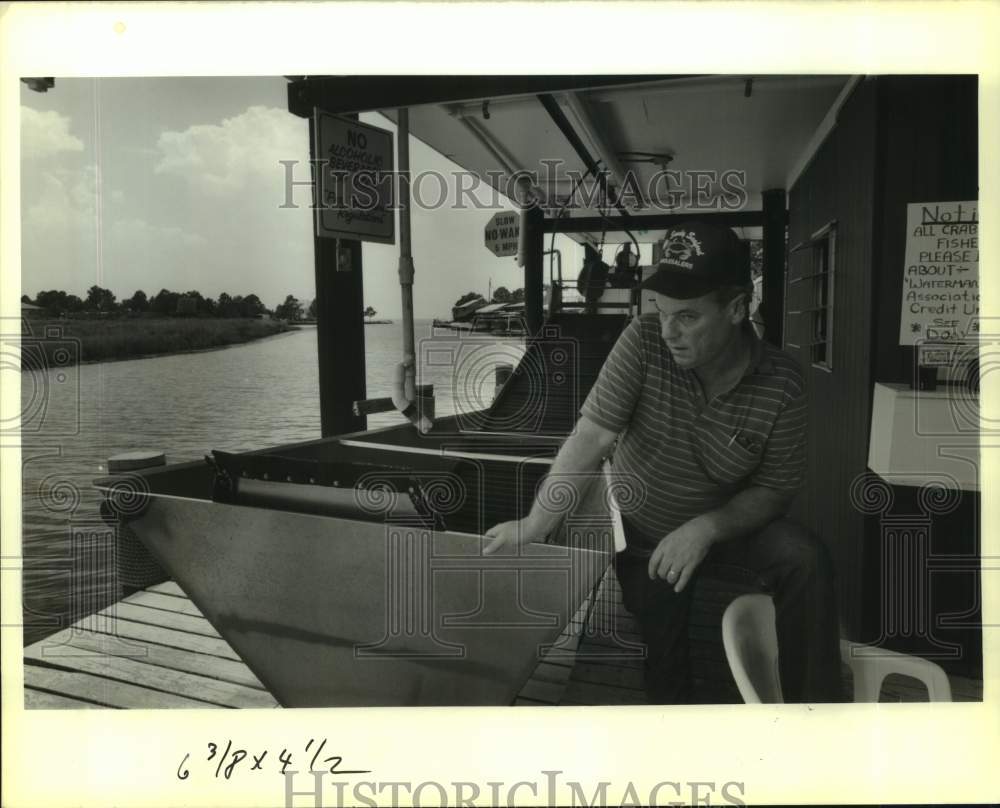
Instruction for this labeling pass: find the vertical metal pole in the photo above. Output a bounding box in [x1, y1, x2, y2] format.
[762, 188, 787, 347]
[397, 108, 417, 399]
[523, 206, 545, 335]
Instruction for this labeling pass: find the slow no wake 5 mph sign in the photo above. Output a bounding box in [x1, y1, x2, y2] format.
[484, 211, 520, 258]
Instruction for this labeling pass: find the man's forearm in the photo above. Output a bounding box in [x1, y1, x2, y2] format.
[524, 430, 611, 536]
[693, 485, 793, 546]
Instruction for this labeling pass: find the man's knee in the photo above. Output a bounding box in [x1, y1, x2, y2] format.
[757, 519, 834, 581]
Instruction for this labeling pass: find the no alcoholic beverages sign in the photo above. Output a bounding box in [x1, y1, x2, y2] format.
[484, 211, 520, 257]
[899, 201, 979, 345]
[314, 112, 395, 244]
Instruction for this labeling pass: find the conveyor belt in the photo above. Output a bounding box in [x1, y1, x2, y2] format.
[199, 313, 630, 531]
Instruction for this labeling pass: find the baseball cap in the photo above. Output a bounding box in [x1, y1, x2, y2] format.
[641, 221, 751, 299]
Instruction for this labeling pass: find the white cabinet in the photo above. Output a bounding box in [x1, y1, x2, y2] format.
[867, 382, 979, 491]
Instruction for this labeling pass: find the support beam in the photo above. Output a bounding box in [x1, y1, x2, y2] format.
[309, 115, 367, 437]
[536, 93, 630, 222]
[543, 210, 773, 234]
[286, 75, 680, 119]
[523, 206, 546, 336]
[761, 189, 787, 348]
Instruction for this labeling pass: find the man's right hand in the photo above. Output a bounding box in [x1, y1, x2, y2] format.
[482, 518, 547, 555]
[482, 415, 617, 556]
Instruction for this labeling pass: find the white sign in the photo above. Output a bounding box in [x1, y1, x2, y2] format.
[314, 112, 395, 244]
[484, 211, 520, 257]
[898, 200, 979, 345]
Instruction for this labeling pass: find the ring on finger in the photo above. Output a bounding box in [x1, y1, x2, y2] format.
[666, 568, 679, 580]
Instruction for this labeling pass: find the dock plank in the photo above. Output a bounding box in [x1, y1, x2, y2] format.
[514, 588, 599, 705]
[562, 679, 647, 706]
[147, 580, 187, 597]
[517, 678, 567, 704]
[61, 615, 243, 661]
[100, 601, 221, 638]
[23, 654, 277, 708]
[530, 661, 576, 686]
[571, 661, 645, 692]
[949, 676, 983, 701]
[124, 590, 206, 617]
[25, 688, 108, 709]
[23, 664, 219, 709]
[573, 650, 645, 670]
[25, 628, 270, 692]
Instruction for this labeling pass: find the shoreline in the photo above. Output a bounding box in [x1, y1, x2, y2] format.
[21, 317, 296, 369]
[74, 326, 304, 367]
[19, 317, 452, 370]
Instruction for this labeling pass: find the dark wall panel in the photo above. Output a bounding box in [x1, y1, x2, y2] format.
[865, 75, 980, 675]
[786, 75, 980, 643]
[871, 76, 979, 383]
[786, 79, 879, 637]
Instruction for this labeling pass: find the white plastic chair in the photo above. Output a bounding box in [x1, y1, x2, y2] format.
[721, 593, 952, 703]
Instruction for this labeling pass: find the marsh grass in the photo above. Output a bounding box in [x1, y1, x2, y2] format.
[24, 317, 292, 365]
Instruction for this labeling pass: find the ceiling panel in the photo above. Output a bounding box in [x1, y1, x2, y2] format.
[382, 75, 850, 238]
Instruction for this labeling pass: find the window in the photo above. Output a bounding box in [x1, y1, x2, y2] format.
[788, 222, 836, 370]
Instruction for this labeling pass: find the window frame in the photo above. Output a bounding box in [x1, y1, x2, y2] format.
[787, 220, 837, 372]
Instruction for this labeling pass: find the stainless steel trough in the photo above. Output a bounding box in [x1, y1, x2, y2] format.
[96, 431, 613, 707]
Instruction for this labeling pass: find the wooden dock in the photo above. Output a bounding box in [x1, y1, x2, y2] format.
[23, 571, 982, 708]
[23, 581, 279, 709]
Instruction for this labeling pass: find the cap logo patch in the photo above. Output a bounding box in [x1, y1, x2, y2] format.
[662, 230, 704, 270]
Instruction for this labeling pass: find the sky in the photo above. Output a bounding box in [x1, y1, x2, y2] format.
[19, 76, 586, 319]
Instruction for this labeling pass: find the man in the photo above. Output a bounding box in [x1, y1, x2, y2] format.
[484, 221, 842, 704]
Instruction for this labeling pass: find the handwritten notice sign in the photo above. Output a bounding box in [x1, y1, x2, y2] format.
[899, 200, 978, 345]
[314, 112, 395, 244]
[484, 211, 520, 257]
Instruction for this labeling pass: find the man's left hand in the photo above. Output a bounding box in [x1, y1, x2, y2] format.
[648, 520, 715, 592]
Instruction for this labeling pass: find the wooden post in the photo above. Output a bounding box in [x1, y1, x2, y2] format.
[311, 115, 367, 438]
[523, 206, 545, 336]
[761, 188, 787, 347]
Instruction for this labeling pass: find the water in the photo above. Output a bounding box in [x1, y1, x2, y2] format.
[19, 320, 525, 645]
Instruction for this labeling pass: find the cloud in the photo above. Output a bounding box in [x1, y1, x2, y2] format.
[107, 218, 207, 250]
[20, 166, 98, 295]
[23, 165, 96, 233]
[21, 106, 84, 161]
[21, 164, 211, 297]
[154, 105, 309, 197]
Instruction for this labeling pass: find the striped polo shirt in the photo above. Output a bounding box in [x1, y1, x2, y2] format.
[580, 313, 807, 552]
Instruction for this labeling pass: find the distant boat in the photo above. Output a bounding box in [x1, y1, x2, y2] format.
[364, 319, 393, 324]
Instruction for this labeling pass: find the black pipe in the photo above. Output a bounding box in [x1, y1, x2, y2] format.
[543, 210, 777, 234]
[536, 93, 631, 222]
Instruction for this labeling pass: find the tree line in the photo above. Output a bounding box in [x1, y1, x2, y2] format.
[20, 286, 355, 321]
[454, 286, 527, 307]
